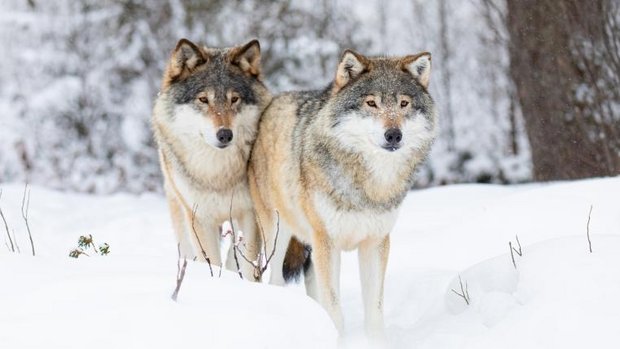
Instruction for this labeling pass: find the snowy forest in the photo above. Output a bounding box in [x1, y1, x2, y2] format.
[1, 0, 617, 193]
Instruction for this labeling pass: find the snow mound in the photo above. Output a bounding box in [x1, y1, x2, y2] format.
[435, 236, 620, 349]
[0, 256, 337, 349]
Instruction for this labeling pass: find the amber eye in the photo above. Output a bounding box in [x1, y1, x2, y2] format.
[400, 100, 409, 107]
[199, 96, 208, 104]
[366, 100, 377, 108]
[231, 96, 239, 104]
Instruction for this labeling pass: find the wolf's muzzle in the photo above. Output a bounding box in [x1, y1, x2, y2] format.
[383, 128, 402, 151]
[216, 128, 233, 147]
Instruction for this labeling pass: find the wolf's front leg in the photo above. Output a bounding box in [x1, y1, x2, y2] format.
[358, 234, 390, 342]
[166, 194, 194, 258]
[312, 230, 344, 333]
[186, 212, 222, 268]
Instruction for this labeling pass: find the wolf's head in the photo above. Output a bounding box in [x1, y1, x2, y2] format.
[326, 50, 436, 154]
[157, 38, 270, 150]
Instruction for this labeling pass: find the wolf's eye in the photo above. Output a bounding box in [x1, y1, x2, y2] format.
[400, 100, 409, 108]
[199, 97, 208, 104]
[366, 100, 377, 108]
[231, 96, 239, 104]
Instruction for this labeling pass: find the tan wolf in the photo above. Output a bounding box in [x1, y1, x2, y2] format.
[248, 49, 437, 337]
[153, 38, 271, 279]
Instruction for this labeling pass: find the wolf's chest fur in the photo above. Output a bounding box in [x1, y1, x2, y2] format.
[297, 140, 412, 250]
[313, 192, 399, 250]
[305, 134, 413, 209]
[165, 145, 254, 220]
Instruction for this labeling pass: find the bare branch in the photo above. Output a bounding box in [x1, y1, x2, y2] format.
[451, 275, 471, 305]
[235, 209, 281, 282]
[171, 243, 188, 302]
[13, 230, 20, 253]
[0, 189, 15, 252]
[586, 205, 593, 253]
[228, 193, 243, 280]
[21, 184, 35, 256]
[509, 234, 523, 269]
[514, 235, 522, 256]
[265, 210, 280, 266]
[190, 204, 214, 277]
[255, 210, 269, 266]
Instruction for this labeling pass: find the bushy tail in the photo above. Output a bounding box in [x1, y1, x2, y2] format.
[282, 237, 312, 283]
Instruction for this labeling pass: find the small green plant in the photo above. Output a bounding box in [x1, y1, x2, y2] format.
[99, 243, 110, 255]
[69, 234, 110, 258]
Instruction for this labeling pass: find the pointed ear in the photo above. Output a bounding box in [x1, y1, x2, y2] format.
[167, 38, 207, 81]
[334, 49, 370, 92]
[230, 40, 262, 78]
[402, 52, 431, 88]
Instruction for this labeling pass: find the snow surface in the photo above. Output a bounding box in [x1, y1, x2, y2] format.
[0, 177, 619, 348]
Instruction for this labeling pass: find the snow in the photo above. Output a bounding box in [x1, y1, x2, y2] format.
[1, 176, 619, 348]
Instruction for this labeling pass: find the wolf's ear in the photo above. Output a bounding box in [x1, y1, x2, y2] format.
[402, 52, 431, 88]
[334, 49, 370, 92]
[168, 38, 207, 81]
[230, 40, 262, 78]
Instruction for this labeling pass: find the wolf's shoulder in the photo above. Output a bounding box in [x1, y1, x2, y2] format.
[264, 88, 329, 119]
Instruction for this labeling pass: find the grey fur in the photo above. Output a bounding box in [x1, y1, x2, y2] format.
[289, 57, 437, 212]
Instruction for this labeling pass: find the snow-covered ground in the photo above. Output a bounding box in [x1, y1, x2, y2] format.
[0, 177, 619, 348]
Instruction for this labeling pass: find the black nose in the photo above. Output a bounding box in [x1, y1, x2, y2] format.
[216, 128, 233, 145]
[384, 128, 402, 145]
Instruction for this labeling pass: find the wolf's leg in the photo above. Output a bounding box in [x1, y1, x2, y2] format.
[303, 257, 318, 301]
[312, 230, 344, 333]
[166, 194, 193, 259]
[358, 234, 390, 341]
[266, 222, 291, 286]
[247, 166, 288, 284]
[186, 211, 222, 269]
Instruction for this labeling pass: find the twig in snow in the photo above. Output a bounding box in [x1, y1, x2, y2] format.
[513, 235, 522, 256]
[236, 210, 281, 282]
[0, 189, 15, 252]
[171, 243, 188, 302]
[451, 275, 471, 305]
[509, 242, 517, 269]
[12, 230, 20, 253]
[509, 235, 523, 269]
[586, 205, 593, 253]
[21, 184, 35, 256]
[190, 204, 214, 277]
[228, 193, 243, 280]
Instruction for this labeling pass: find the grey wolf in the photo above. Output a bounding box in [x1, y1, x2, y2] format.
[153, 38, 271, 279]
[248, 49, 437, 337]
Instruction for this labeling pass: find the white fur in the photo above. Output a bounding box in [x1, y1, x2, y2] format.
[170, 104, 220, 148]
[313, 192, 399, 251]
[358, 238, 388, 342]
[169, 104, 260, 150]
[332, 110, 434, 187]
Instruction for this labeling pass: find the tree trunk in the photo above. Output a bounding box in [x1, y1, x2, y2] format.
[506, 0, 620, 180]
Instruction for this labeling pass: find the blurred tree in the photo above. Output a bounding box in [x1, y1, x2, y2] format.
[506, 0, 620, 180]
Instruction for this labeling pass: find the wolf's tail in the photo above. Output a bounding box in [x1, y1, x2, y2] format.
[282, 237, 312, 283]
